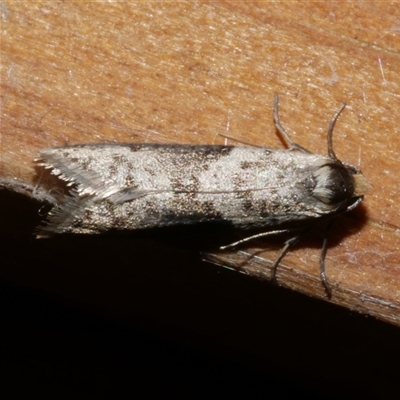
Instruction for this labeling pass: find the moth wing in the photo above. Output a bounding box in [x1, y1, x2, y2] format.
[37, 149, 124, 199]
[106, 188, 163, 204]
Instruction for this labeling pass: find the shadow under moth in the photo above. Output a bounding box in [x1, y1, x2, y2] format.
[36, 95, 368, 298]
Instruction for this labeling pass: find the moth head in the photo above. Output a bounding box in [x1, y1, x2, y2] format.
[306, 161, 368, 210]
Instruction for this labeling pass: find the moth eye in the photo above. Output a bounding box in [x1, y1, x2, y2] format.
[311, 165, 355, 205]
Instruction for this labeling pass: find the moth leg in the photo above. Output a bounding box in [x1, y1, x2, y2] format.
[273, 94, 310, 153]
[319, 220, 335, 299]
[270, 235, 301, 283]
[271, 221, 334, 298]
[270, 223, 314, 284]
[219, 229, 292, 250]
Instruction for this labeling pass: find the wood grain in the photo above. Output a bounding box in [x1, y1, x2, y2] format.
[1, 1, 400, 326]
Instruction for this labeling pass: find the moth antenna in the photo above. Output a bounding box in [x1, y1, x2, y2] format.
[327, 102, 346, 160]
[273, 94, 309, 153]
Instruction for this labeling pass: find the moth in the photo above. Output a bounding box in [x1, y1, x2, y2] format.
[36, 95, 367, 297]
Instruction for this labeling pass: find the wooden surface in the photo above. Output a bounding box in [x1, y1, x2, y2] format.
[2, 1, 399, 324]
[2, 2, 400, 397]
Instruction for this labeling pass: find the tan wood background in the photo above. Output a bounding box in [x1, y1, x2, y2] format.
[3, 0, 399, 323]
[2, 3, 400, 394]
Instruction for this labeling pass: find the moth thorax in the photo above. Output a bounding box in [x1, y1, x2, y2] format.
[307, 164, 355, 205]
